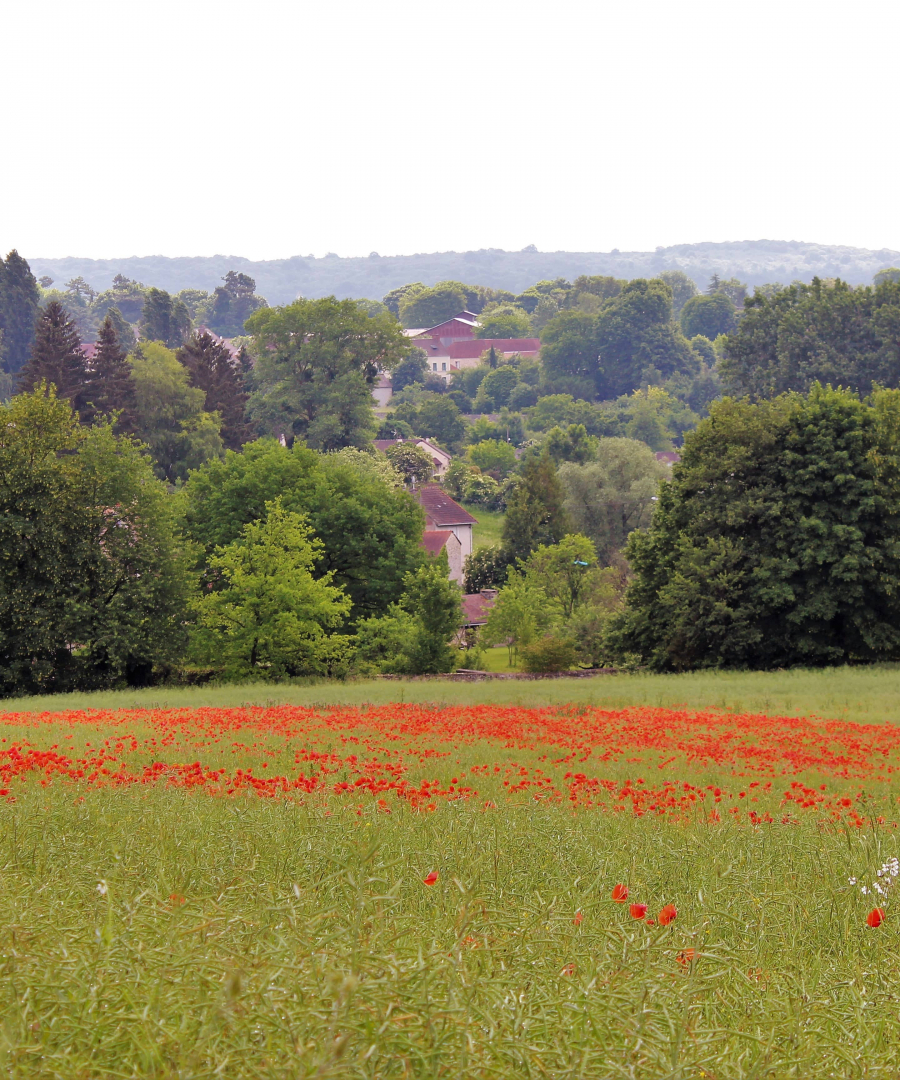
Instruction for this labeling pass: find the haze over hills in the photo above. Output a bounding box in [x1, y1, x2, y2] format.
[26, 240, 900, 307]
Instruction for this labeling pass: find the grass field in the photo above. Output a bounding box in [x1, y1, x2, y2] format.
[461, 502, 505, 549]
[4, 668, 900, 1076]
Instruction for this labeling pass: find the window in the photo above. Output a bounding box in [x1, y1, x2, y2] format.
[441, 362, 447, 371]
[433, 362, 437, 371]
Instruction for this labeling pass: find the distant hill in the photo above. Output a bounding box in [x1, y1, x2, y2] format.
[26, 241, 900, 308]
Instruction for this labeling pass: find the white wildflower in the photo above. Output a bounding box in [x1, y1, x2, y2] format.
[849, 877, 857, 885]
[97, 881, 108, 895]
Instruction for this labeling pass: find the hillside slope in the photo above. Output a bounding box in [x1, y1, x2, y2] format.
[26, 240, 900, 306]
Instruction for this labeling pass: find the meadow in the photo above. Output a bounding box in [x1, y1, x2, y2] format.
[3, 667, 900, 1077]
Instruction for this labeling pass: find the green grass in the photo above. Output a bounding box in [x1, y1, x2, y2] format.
[5, 663, 900, 725]
[1, 696, 900, 1077]
[4, 668, 900, 1075]
[461, 502, 505, 549]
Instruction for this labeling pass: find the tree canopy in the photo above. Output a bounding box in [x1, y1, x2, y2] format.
[720, 278, 900, 399]
[609, 384, 900, 670]
[245, 297, 407, 449]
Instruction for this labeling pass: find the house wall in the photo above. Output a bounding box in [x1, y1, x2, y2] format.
[445, 532, 464, 585]
[448, 523, 474, 563]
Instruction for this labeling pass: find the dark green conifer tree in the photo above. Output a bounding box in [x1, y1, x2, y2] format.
[501, 450, 569, 561]
[141, 288, 191, 347]
[0, 250, 42, 374]
[177, 331, 250, 450]
[19, 301, 89, 402]
[81, 315, 138, 432]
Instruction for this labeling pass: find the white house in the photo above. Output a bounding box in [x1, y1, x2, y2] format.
[417, 485, 477, 564]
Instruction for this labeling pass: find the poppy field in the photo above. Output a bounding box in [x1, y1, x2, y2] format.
[3, 699, 900, 1077]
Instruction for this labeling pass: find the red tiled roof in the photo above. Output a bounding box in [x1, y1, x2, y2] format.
[374, 439, 401, 451]
[461, 592, 496, 625]
[421, 530, 453, 556]
[417, 485, 478, 526]
[447, 338, 541, 360]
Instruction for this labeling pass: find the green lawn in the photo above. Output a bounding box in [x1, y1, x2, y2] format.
[461, 502, 504, 549]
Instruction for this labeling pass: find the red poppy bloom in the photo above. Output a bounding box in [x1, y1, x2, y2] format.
[611, 883, 629, 902]
[423, 871, 439, 886]
[676, 948, 695, 966]
[629, 902, 648, 920]
[867, 907, 885, 928]
[645, 918, 656, 926]
[573, 910, 583, 925]
[658, 904, 678, 925]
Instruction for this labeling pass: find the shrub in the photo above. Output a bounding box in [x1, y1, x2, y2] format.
[519, 636, 578, 673]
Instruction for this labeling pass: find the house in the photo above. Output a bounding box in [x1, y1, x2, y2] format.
[406, 311, 481, 380]
[374, 438, 452, 477]
[447, 337, 541, 368]
[421, 529, 463, 585]
[372, 372, 393, 407]
[461, 589, 497, 628]
[417, 485, 477, 564]
[655, 451, 681, 467]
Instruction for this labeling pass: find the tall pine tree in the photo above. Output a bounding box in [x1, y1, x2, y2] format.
[501, 450, 569, 561]
[0, 250, 42, 374]
[19, 301, 89, 403]
[142, 288, 191, 347]
[177, 330, 250, 450]
[81, 314, 138, 432]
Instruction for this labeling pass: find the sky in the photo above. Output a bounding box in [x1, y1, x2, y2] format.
[3, 0, 898, 260]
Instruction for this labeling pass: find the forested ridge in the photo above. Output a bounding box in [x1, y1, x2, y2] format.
[26, 240, 900, 306]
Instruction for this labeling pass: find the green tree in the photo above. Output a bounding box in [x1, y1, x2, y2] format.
[0, 389, 190, 693]
[501, 450, 569, 561]
[130, 342, 224, 483]
[398, 282, 467, 328]
[680, 292, 736, 340]
[463, 545, 511, 592]
[81, 314, 139, 433]
[544, 423, 597, 464]
[0, 251, 42, 374]
[180, 438, 426, 622]
[519, 533, 601, 619]
[383, 282, 425, 318]
[385, 442, 435, 486]
[481, 568, 552, 665]
[353, 556, 462, 674]
[177, 331, 250, 451]
[542, 279, 696, 399]
[466, 438, 516, 478]
[141, 287, 192, 348]
[206, 271, 268, 337]
[415, 395, 466, 449]
[657, 270, 699, 317]
[103, 305, 136, 352]
[190, 499, 351, 680]
[874, 268, 900, 286]
[475, 304, 532, 338]
[92, 275, 147, 324]
[18, 300, 89, 402]
[720, 278, 900, 399]
[559, 437, 667, 561]
[608, 384, 900, 670]
[474, 365, 519, 410]
[245, 296, 407, 449]
[391, 348, 429, 393]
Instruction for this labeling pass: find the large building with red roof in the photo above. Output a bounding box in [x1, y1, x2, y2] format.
[417, 484, 478, 585]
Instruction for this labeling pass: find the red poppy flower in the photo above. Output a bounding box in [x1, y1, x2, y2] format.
[676, 948, 695, 966]
[629, 902, 648, 920]
[560, 962, 576, 976]
[658, 904, 678, 925]
[423, 870, 439, 886]
[611, 883, 629, 902]
[645, 918, 656, 926]
[573, 910, 583, 925]
[867, 907, 885, 928]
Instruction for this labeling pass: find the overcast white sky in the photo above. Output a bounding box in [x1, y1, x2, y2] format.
[3, 0, 897, 260]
